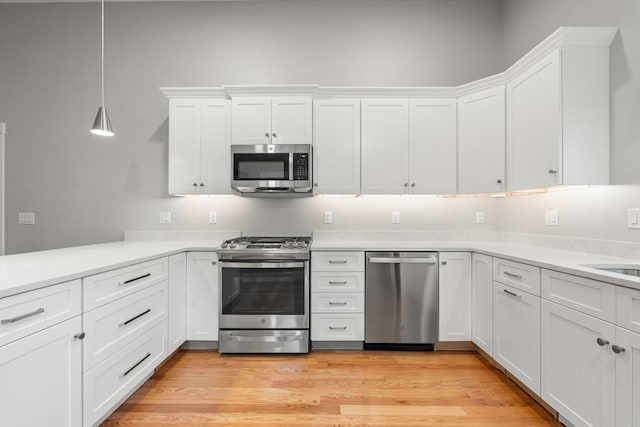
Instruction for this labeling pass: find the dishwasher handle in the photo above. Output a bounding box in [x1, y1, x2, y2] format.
[368, 257, 437, 264]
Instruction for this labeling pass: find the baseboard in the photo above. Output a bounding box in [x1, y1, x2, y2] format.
[312, 341, 364, 350]
[435, 341, 476, 351]
[182, 340, 219, 350]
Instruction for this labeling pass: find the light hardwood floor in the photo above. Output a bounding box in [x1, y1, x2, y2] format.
[103, 350, 560, 426]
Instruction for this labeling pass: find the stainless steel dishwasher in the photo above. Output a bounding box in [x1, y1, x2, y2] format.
[365, 252, 438, 350]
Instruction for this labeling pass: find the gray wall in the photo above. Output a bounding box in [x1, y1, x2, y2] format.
[0, 0, 503, 254]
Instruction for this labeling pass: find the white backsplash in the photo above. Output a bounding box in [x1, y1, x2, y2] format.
[124, 230, 240, 242]
[312, 230, 500, 242]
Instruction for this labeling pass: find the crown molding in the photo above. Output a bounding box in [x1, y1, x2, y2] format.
[159, 87, 227, 98]
[223, 84, 319, 97]
[315, 86, 458, 98]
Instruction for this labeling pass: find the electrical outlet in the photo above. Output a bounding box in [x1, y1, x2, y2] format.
[209, 211, 217, 224]
[545, 210, 559, 226]
[159, 211, 172, 224]
[628, 208, 640, 229]
[18, 212, 35, 225]
[476, 211, 485, 224]
[392, 211, 400, 224]
[323, 211, 332, 224]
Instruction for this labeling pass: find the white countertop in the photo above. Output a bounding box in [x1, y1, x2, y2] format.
[1, 238, 639, 299]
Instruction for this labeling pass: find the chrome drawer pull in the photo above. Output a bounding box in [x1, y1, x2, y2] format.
[596, 338, 610, 347]
[329, 325, 347, 330]
[328, 260, 348, 264]
[612, 345, 626, 354]
[328, 301, 348, 305]
[121, 352, 151, 378]
[503, 271, 522, 279]
[119, 273, 151, 286]
[119, 309, 151, 327]
[1, 307, 45, 325]
[503, 289, 521, 299]
[328, 281, 348, 285]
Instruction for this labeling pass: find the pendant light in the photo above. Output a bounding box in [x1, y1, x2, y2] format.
[90, 0, 114, 136]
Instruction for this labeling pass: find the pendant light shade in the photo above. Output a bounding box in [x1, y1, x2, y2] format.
[90, 0, 114, 137]
[91, 106, 114, 136]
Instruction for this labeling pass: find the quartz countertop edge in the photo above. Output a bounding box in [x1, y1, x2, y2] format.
[311, 240, 640, 291]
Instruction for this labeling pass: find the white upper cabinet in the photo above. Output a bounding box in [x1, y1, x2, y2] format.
[458, 85, 505, 194]
[313, 98, 361, 194]
[507, 41, 613, 191]
[231, 96, 312, 145]
[361, 98, 409, 195]
[168, 97, 231, 195]
[408, 98, 457, 195]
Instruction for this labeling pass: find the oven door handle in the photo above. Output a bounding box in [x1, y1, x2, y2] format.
[224, 333, 306, 343]
[220, 261, 306, 269]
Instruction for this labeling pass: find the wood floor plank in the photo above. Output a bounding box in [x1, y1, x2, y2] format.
[101, 350, 561, 427]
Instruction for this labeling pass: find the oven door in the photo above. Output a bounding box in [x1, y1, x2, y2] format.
[219, 261, 309, 329]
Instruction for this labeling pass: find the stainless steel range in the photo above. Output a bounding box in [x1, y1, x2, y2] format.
[217, 236, 311, 354]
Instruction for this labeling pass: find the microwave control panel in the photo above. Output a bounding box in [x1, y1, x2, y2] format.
[293, 153, 309, 180]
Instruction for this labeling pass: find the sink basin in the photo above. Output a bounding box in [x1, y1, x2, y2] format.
[582, 264, 640, 278]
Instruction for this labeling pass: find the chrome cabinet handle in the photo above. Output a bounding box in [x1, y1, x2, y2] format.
[328, 301, 348, 305]
[264, 132, 270, 138]
[441, 261, 447, 266]
[548, 169, 558, 174]
[272, 133, 277, 138]
[74, 332, 86, 340]
[497, 179, 502, 184]
[403, 183, 409, 187]
[328, 260, 348, 264]
[119, 308, 151, 327]
[314, 183, 318, 187]
[199, 183, 204, 187]
[1, 307, 45, 324]
[118, 273, 151, 286]
[503, 271, 522, 279]
[411, 183, 416, 187]
[211, 260, 217, 265]
[192, 182, 197, 187]
[121, 352, 151, 378]
[612, 345, 626, 354]
[503, 289, 521, 299]
[329, 326, 347, 330]
[596, 338, 610, 347]
[328, 280, 347, 285]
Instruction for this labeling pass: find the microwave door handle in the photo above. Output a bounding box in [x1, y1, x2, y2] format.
[220, 261, 306, 269]
[289, 152, 294, 182]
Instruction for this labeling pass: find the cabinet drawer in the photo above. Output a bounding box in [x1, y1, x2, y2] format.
[616, 286, 640, 334]
[311, 314, 364, 341]
[83, 257, 168, 311]
[312, 252, 364, 271]
[493, 258, 540, 295]
[0, 280, 81, 346]
[83, 322, 167, 427]
[83, 282, 168, 371]
[311, 272, 364, 292]
[541, 269, 616, 322]
[312, 293, 364, 313]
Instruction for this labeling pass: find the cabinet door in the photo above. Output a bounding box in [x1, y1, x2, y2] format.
[615, 326, 640, 427]
[187, 252, 219, 341]
[541, 299, 616, 427]
[231, 97, 272, 145]
[439, 252, 472, 341]
[408, 98, 457, 195]
[313, 98, 361, 194]
[361, 98, 409, 194]
[168, 98, 201, 195]
[507, 49, 561, 191]
[168, 253, 187, 353]
[458, 86, 506, 194]
[272, 96, 312, 145]
[199, 99, 231, 194]
[0, 317, 82, 427]
[472, 253, 493, 355]
[493, 283, 540, 394]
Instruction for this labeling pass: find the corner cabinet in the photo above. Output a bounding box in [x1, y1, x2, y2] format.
[231, 96, 312, 145]
[471, 253, 493, 355]
[313, 98, 361, 194]
[506, 28, 616, 191]
[167, 97, 231, 195]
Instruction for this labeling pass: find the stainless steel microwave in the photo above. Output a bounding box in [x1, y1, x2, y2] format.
[231, 144, 312, 195]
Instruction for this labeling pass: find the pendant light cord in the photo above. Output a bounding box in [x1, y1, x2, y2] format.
[101, 0, 105, 107]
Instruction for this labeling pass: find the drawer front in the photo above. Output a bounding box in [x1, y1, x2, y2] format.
[312, 293, 364, 313]
[0, 280, 81, 346]
[311, 314, 364, 341]
[541, 269, 616, 322]
[83, 257, 168, 311]
[616, 286, 640, 334]
[83, 282, 168, 371]
[83, 322, 167, 427]
[311, 272, 364, 292]
[493, 258, 541, 295]
[312, 252, 364, 272]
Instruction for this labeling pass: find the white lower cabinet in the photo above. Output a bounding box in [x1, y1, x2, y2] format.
[168, 253, 187, 353]
[438, 252, 472, 341]
[471, 253, 493, 355]
[311, 314, 364, 341]
[0, 316, 82, 427]
[493, 283, 540, 394]
[615, 326, 640, 427]
[541, 299, 616, 427]
[187, 252, 219, 341]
